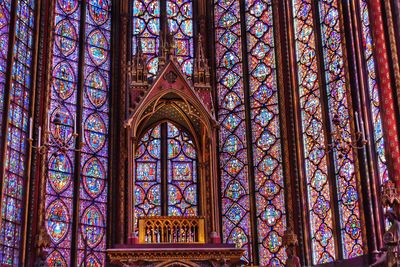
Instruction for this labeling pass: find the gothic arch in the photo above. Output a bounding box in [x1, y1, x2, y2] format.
[154, 260, 201, 267]
[124, 61, 219, 238]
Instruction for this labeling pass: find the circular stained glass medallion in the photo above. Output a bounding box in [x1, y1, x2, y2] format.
[0, 5, 9, 30]
[85, 71, 107, 108]
[83, 254, 102, 267]
[82, 157, 105, 198]
[81, 205, 105, 248]
[89, 0, 109, 25]
[55, 19, 77, 56]
[53, 62, 76, 100]
[87, 29, 108, 65]
[46, 200, 70, 243]
[85, 113, 107, 152]
[168, 139, 181, 159]
[57, 0, 79, 14]
[49, 153, 72, 193]
[47, 250, 67, 267]
[50, 106, 74, 144]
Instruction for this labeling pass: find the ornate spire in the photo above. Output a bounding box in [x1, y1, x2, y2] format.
[381, 180, 400, 207]
[159, 27, 177, 72]
[166, 31, 176, 59]
[129, 36, 148, 86]
[283, 228, 301, 267]
[158, 30, 167, 70]
[193, 33, 211, 89]
[128, 36, 149, 112]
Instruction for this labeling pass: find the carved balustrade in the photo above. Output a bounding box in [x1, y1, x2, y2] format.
[138, 216, 205, 244]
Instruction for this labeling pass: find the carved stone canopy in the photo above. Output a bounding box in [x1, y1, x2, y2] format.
[125, 60, 216, 140]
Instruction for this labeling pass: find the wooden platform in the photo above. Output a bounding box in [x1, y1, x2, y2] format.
[107, 243, 245, 266]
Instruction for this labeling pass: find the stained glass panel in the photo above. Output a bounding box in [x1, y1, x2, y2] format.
[132, 0, 160, 77]
[167, 123, 197, 216]
[292, 0, 336, 264]
[0, 0, 36, 265]
[214, 0, 252, 261]
[245, 0, 287, 265]
[45, 0, 80, 265]
[318, 0, 364, 259]
[0, 0, 11, 141]
[167, 0, 193, 78]
[77, 0, 111, 265]
[135, 125, 162, 220]
[358, 0, 388, 184]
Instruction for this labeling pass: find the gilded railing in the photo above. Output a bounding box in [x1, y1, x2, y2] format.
[138, 216, 205, 244]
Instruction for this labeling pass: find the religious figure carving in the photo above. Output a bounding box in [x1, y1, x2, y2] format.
[372, 181, 400, 267]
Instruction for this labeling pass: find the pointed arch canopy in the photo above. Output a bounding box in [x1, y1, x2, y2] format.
[125, 61, 219, 239]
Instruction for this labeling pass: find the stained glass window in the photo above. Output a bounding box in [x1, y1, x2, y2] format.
[132, 0, 194, 79]
[135, 125, 162, 218]
[46, 0, 80, 264]
[0, 0, 11, 138]
[358, 0, 389, 184]
[167, 0, 193, 78]
[0, 0, 36, 265]
[318, 0, 363, 259]
[292, 0, 364, 264]
[245, 0, 286, 265]
[215, 0, 287, 265]
[214, 0, 253, 262]
[292, 0, 336, 263]
[167, 123, 197, 216]
[45, 0, 112, 266]
[77, 0, 111, 265]
[134, 122, 198, 221]
[132, 0, 161, 77]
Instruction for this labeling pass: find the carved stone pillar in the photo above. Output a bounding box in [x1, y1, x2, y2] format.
[117, 10, 129, 244]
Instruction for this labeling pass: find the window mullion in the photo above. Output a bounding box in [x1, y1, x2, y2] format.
[161, 0, 167, 37]
[70, 0, 88, 265]
[161, 122, 168, 216]
[238, 0, 259, 265]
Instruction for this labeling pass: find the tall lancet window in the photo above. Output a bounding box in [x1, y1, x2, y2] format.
[214, 0, 287, 265]
[132, 0, 161, 77]
[166, 0, 194, 78]
[134, 122, 198, 224]
[132, 0, 194, 79]
[357, 0, 389, 184]
[291, 0, 366, 264]
[0, 0, 37, 265]
[45, 0, 112, 266]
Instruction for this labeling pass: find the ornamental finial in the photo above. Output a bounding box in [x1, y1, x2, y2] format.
[381, 180, 400, 207]
[283, 228, 301, 267]
[283, 228, 298, 247]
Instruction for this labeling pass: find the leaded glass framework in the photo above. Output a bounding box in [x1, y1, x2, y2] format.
[292, 0, 336, 263]
[0, 0, 11, 137]
[45, 0, 112, 266]
[357, 0, 389, 184]
[214, 0, 253, 261]
[132, 0, 161, 77]
[134, 122, 198, 222]
[0, 0, 391, 265]
[214, 0, 287, 265]
[135, 125, 162, 218]
[291, 0, 364, 264]
[0, 0, 36, 265]
[132, 0, 194, 79]
[166, 0, 193, 78]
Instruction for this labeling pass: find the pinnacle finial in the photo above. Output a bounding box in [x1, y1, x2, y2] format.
[193, 33, 211, 87]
